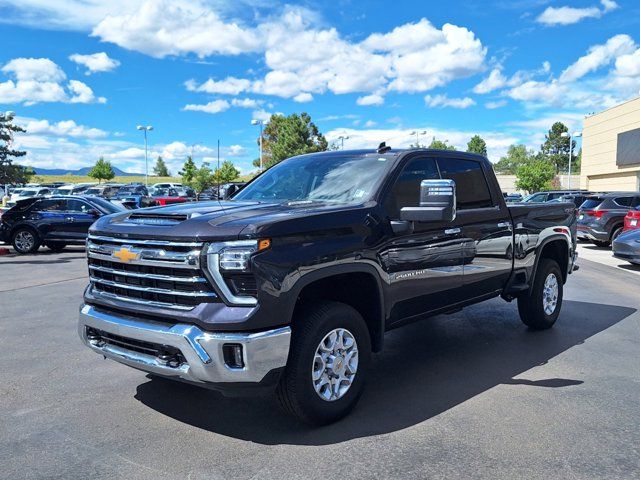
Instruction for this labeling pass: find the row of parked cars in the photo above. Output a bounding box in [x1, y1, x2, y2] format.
[508, 188, 640, 266]
[0, 180, 247, 254]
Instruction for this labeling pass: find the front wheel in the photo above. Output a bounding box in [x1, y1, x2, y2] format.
[276, 301, 371, 425]
[12, 227, 40, 254]
[517, 258, 563, 330]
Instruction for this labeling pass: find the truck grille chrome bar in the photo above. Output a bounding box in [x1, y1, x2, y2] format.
[87, 234, 217, 310]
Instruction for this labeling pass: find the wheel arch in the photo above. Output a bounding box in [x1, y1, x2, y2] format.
[532, 235, 571, 288]
[289, 264, 386, 353]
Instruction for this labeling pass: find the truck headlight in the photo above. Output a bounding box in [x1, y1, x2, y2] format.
[205, 239, 270, 306]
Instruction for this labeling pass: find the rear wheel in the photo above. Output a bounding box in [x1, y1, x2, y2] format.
[276, 301, 371, 425]
[517, 258, 563, 330]
[611, 226, 623, 243]
[12, 227, 40, 254]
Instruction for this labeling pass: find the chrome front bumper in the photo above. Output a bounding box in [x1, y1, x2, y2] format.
[78, 304, 291, 384]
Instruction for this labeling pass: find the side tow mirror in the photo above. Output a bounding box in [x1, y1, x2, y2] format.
[400, 179, 456, 223]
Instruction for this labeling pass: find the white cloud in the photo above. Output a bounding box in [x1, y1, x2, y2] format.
[485, 100, 508, 109]
[293, 92, 313, 103]
[183, 99, 230, 114]
[614, 48, 640, 78]
[424, 94, 476, 108]
[364, 120, 377, 127]
[356, 94, 385, 106]
[185, 76, 251, 95]
[252, 109, 272, 123]
[473, 68, 508, 94]
[69, 52, 120, 74]
[0, 57, 105, 105]
[19, 118, 108, 138]
[228, 144, 245, 156]
[230, 98, 262, 108]
[536, 0, 618, 26]
[92, 0, 260, 58]
[560, 34, 636, 82]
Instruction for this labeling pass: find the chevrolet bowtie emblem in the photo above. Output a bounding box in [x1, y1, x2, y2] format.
[112, 246, 140, 263]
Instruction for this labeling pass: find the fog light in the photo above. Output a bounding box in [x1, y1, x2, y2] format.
[223, 344, 244, 369]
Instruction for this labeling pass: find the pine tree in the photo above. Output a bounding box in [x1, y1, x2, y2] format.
[0, 111, 32, 184]
[466, 135, 488, 156]
[153, 156, 170, 177]
[179, 156, 197, 184]
[214, 160, 240, 183]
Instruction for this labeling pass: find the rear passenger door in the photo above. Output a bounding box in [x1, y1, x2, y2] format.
[437, 157, 513, 296]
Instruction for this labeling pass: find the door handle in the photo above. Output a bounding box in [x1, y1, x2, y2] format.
[444, 227, 461, 235]
[497, 222, 511, 228]
[66, 216, 75, 222]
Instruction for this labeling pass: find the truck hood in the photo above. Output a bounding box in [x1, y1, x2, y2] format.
[91, 200, 369, 241]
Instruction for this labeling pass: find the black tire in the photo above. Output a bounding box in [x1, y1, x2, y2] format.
[46, 243, 67, 252]
[276, 301, 371, 425]
[12, 227, 40, 254]
[517, 258, 563, 330]
[592, 240, 610, 248]
[611, 226, 623, 243]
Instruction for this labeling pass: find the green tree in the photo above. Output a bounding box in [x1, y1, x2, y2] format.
[214, 160, 240, 183]
[253, 113, 328, 169]
[493, 145, 535, 174]
[515, 158, 556, 193]
[153, 156, 170, 176]
[189, 163, 215, 200]
[88, 157, 115, 183]
[466, 135, 487, 156]
[540, 121, 575, 174]
[0, 111, 32, 184]
[179, 156, 197, 184]
[428, 137, 456, 150]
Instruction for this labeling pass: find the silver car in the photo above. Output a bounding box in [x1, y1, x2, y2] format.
[612, 229, 640, 265]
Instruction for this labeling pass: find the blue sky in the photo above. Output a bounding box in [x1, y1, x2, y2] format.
[1, 0, 639, 175]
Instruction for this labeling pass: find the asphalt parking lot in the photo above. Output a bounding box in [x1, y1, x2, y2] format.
[1, 246, 639, 479]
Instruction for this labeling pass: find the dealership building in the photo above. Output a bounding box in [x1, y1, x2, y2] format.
[580, 96, 640, 192]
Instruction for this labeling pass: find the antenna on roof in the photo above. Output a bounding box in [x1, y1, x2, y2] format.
[377, 142, 391, 154]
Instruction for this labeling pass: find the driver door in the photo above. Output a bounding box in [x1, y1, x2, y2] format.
[378, 155, 466, 325]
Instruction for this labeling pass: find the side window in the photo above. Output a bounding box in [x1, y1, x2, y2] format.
[614, 196, 633, 207]
[34, 199, 66, 212]
[384, 157, 440, 218]
[66, 199, 93, 213]
[437, 158, 493, 209]
[633, 196, 640, 207]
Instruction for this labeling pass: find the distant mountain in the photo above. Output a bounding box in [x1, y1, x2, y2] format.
[32, 166, 143, 176]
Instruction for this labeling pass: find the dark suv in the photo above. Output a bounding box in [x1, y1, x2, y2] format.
[0, 195, 124, 254]
[523, 190, 588, 203]
[577, 193, 640, 247]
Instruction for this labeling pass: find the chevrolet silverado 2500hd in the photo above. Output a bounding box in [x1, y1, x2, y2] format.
[78, 148, 578, 424]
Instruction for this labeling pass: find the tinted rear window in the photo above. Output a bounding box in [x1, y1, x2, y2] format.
[580, 198, 604, 209]
[614, 197, 633, 207]
[437, 158, 493, 209]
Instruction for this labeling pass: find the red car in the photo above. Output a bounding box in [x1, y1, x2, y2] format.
[623, 207, 640, 231]
[150, 187, 194, 206]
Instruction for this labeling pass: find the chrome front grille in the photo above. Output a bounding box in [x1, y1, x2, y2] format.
[87, 234, 217, 310]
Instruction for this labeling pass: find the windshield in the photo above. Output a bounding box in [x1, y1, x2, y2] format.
[85, 188, 101, 195]
[21, 190, 37, 197]
[89, 197, 126, 214]
[52, 188, 71, 195]
[234, 153, 395, 204]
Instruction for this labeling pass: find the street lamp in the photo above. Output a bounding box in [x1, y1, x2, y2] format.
[251, 119, 264, 171]
[337, 135, 350, 150]
[136, 125, 153, 186]
[409, 130, 427, 146]
[561, 131, 582, 189]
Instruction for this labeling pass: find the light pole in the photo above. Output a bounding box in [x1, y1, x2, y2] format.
[251, 119, 263, 171]
[561, 131, 581, 190]
[337, 135, 350, 150]
[409, 130, 427, 147]
[136, 125, 153, 186]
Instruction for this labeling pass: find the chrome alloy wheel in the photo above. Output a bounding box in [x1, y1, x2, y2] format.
[542, 273, 559, 315]
[15, 230, 35, 252]
[312, 328, 359, 402]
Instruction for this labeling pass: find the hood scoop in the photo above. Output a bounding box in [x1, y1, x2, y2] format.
[125, 212, 189, 226]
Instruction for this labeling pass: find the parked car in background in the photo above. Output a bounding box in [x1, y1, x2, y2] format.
[84, 184, 122, 199]
[577, 193, 640, 247]
[612, 228, 640, 265]
[522, 190, 589, 203]
[151, 182, 182, 190]
[548, 193, 593, 209]
[0, 195, 125, 254]
[52, 184, 94, 196]
[113, 184, 155, 209]
[503, 192, 522, 203]
[213, 182, 246, 200]
[8, 187, 51, 205]
[150, 187, 192, 206]
[623, 207, 640, 231]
